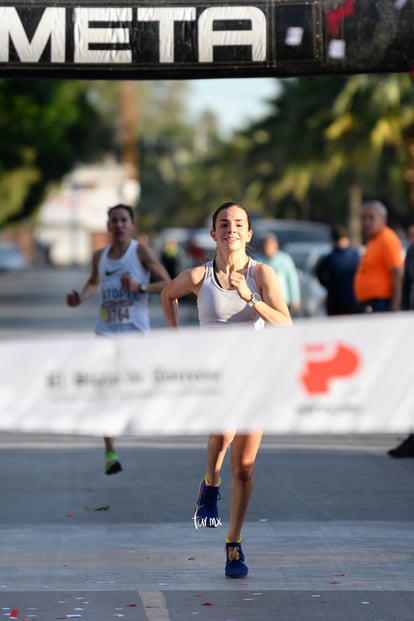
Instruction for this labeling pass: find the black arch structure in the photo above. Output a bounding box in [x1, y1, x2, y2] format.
[0, 0, 412, 79]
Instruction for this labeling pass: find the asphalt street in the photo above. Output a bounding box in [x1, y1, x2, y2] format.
[1, 433, 414, 621]
[0, 267, 199, 336]
[0, 268, 414, 620]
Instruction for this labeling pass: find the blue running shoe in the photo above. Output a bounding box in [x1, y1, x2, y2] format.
[225, 541, 248, 578]
[193, 479, 222, 528]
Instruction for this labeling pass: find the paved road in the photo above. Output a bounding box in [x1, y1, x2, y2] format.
[0, 266, 199, 336]
[1, 268, 414, 619]
[1, 433, 414, 620]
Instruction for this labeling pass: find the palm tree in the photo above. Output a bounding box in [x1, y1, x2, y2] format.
[262, 74, 414, 241]
[324, 74, 414, 239]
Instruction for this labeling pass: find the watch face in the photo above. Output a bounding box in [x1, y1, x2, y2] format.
[249, 292, 261, 306]
[141, 283, 148, 292]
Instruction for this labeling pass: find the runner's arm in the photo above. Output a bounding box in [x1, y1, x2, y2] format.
[136, 243, 171, 293]
[161, 266, 205, 328]
[66, 251, 101, 306]
[250, 263, 292, 326]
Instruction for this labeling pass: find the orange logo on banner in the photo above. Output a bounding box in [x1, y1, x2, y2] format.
[300, 342, 360, 395]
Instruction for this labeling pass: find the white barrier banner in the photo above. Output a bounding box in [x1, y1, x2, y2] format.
[0, 313, 413, 436]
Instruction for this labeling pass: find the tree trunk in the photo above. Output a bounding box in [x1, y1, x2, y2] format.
[348, 183, 362, 245]
[403, 124, 414, 221]
[119, 81, 140, 207]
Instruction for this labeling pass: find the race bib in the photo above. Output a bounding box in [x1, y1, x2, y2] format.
[101, 300, 132, 325]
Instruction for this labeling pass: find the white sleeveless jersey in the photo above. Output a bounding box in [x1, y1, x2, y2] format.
[197, 258, 264, 329]
[95, 239, 150, 334]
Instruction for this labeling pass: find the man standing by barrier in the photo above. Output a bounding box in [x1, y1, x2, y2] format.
[354, 201, 403, 313]
[315, 224, 360, 316]
[388, 223, 414, 458]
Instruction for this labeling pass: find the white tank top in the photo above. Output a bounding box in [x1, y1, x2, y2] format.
[95, 239, 150, 334]
[197, 258, 264, 329]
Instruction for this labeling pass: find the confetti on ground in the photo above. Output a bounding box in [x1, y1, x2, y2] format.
[84, 506, 110, 512]
[201, 603, 212, 607]
[124, 604, 136, 608]
[10, 610, 18, 619]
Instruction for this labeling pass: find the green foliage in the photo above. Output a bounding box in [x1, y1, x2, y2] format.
[0, 79, 115, 227]
[172, 74, 414, 231]
[3, 74, 414, 237]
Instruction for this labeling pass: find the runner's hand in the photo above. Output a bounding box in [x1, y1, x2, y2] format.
[66, 290, 81, 307]
[229, 267, 252, 302]
[120, 273, 137, 292]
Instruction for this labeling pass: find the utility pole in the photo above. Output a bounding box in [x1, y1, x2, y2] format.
[119, 81, 140, 208]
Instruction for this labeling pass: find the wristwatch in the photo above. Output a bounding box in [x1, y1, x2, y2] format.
[139, 283, 148, 293]
[248, 291, 261, 307]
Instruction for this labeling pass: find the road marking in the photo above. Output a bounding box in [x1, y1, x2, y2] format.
[139, 591, 171, 621]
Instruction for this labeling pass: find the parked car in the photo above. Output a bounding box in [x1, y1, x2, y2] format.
[284, 241, 331, 273]
[0, 242, 28, 272]
[155, 227, 192, 276]
[156, 226, 216, 273]
[186, 228, 216, 266]
[249, 218, 331, 255]
[283, 242, 332, 317]
[156, 220, 331, 315]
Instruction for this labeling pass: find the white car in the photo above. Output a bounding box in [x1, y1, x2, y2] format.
[0, 242, 28, 272]
[250, 218, 331, 251]
[283, 242, 332, 318]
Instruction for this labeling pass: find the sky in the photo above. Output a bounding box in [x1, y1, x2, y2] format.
[187, 77, 280, 135]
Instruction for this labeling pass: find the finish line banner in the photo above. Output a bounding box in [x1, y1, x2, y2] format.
[0, 1, 413, 79]
[0, 312, 413, 436]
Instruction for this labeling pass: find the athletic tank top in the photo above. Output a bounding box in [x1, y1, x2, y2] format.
[95, 239, 150, 334]
[197, 258, 264, 329]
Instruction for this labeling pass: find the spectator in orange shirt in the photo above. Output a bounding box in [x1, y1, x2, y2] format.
[354, 201, 404, 312]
